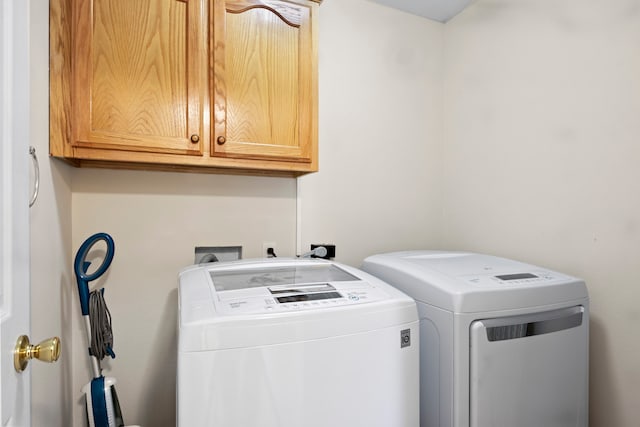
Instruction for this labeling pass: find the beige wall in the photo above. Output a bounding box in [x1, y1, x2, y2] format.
[36, 0, 640, 425]
[443, 0, 640, 425]
[299, 0, 445, 266]
[70, 170, 297, 426]
[29, 0, 73, 425]
[64, 2, 443, 426]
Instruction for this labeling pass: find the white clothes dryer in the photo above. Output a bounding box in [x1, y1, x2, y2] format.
[177, 258, 420, 427]
[362, 250, 589, 427]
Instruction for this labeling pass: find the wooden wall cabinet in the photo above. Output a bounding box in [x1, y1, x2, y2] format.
[50, 0, 321, 176]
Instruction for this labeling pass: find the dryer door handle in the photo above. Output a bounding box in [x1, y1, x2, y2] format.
[475, 305, 584, 342]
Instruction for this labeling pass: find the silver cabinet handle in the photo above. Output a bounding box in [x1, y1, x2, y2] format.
[29, 146, 39, 208]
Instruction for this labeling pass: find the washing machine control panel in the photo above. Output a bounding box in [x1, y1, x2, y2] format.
[206, 262, 391, 315]
[216, 281, 389, 315]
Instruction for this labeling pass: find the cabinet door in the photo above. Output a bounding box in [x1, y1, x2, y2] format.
[212, 0, 318, 163]
[73, 0, 206, 155]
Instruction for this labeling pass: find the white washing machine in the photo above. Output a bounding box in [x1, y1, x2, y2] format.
[177, 258, 420, 427]
[361, 250, 589, 427]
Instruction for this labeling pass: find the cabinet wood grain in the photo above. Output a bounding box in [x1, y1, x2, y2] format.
[50, 0, 320, 176]
[212, 0, 317, 164]
[73, 0, 206, 155]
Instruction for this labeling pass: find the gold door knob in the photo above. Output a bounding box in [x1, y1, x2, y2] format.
[190, 134, 200, 143]
[216, 136, 226, 145]
[14, 335, 61, 372]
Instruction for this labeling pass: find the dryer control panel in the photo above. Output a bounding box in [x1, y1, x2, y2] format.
[361, 250, 588, 313]
[462, 270, 564, 287]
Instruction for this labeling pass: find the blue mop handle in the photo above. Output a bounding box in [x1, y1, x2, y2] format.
[74, 233, 115, 316]
[91, 376, 109, 427]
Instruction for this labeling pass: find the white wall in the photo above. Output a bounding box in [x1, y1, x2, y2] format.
[300, 0, 444, 266]
[443, 0, 640, 425]
[29, 0, 73, 425]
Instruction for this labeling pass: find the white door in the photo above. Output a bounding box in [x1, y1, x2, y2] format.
[1, 0, 32, 425]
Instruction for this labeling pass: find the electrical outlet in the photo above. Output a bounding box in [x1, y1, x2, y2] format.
[262, 242, 277, 258]
[194, 246, 242, 264]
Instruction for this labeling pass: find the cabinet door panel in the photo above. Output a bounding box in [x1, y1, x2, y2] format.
[212, 0, 316, 162]
[74, 0, 205, 155]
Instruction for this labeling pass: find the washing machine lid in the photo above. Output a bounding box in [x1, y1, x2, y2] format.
[361, 251, 588, 313]
[178, 258, 418, 352]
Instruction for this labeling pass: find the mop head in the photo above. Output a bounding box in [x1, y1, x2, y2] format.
[82, 377, 124, 427]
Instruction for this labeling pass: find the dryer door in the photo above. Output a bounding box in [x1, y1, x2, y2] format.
[469, 306, 588, 427]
